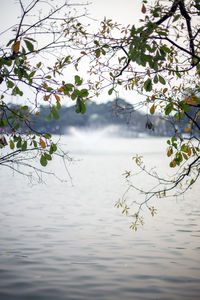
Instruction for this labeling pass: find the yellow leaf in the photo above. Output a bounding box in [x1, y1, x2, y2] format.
[150, 104, 155, 115]
[13, 41, 20, 52]
[43, 82, 48, 89]
[40, 138, 46, 149]
[182, 153, 188, 160]
[188, 147, 192, 156]
[54, 94, 60, 101]
[141, 4, 146, 13]
[172, 160, 176, 168]
[184, 128, 190, 132]
[163, 88, 168, 94]
[167, 148, 172, 157]
[151, 95, 156, 101]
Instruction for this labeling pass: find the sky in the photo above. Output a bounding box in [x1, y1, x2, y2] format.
[0, 0, 142, 32]
[0, 0, 144, 106]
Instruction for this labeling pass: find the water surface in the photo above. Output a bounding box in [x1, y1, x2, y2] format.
[0, 135, 200, 300]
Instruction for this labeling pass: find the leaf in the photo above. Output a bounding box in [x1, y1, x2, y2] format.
[150, 104, 155, 114]
[95, 49, 101, 58]
[188, 147, 192, 156]
[75, 75, 82, 86]
[7, 80, 15, 88]
[75, 98, 86, 114]
[108, 88, 114, 95]
[50, 143, 57, 154]
[81, 51, 87, 55]
[54, 94, 60, 101]
[190, 179, 195, 185]
[58, 86, 65, 92]
[21, 140, 27, 151]
[24, 39, 34, 52]
[44, 95, 50, 101]
[184, 127, 191, 132]
[144, 78, 152, 92]
[40, 138, 46, 149]
[165, 104, 173, 115]
[40, 155, 47, 167]
[182, 153, 188, 160]
[43, 133, 51, 139]
[51, 106, 60, 120]
[153, 75, 158, 84]
[159, 75, 166, 85]
[172, 160, 176, 168]
[167, 148, 172, 157]
[13, 41, 20, 52]
[56, 101, 61, 110]
[44, 153, 52, 161]
[10, 139, 15, 150]
[17, 140, 22, 148]
[141, 4, 146, 13]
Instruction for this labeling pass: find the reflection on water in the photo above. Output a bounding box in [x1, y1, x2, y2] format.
[0, 134, 200, 300]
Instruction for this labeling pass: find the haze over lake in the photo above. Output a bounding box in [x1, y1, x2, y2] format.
[0, 132, 200, 300]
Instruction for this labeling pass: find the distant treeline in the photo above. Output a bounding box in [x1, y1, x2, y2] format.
[32, 99, 177, 136]
[4, 99, 193, 137]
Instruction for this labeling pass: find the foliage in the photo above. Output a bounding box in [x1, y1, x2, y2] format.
[63, 0, 199, 229]
[0, 0, 90, 181]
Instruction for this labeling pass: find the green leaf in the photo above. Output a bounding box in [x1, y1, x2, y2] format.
[10, 139, 15, 150]
[17, 140, 22, 148]
[75, 98, 86, 114]
[159, 75, 166, 85]
[50, 143, 57, 154]
[24, 39, 34, 52]
[44, 152, 52, 161]
[167, 140, 171, 145]
[144, 78, 152, 92]
[40, 154, 47, 167]
[165, 104, 173, 115]
[153, 75, 158, 84]
[51, 106, 59, 120]
[108, 88, 114, 95]
[75, 75, 82, 86]
[0, 118, 8, 127]
[190, 179, 195, 185]
[160, 45, 171, 53]
[56, 101, 61, 110]
[7, 80, 15, 88]
[21, 140, 27, 151]
[79, 89, 89, 98]
[173, 14, 181, 22]
[37, 62, 42, 68]
[21, 105, 29, 111]
[95, 49, 101, 58]
[43, 133, 52, 139]
[33, 140, 38, 148]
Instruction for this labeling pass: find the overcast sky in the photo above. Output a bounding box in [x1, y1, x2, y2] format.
[0, 0, 141, 31]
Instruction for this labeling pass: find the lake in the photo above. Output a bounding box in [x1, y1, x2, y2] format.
[0, 132, 200, 300]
